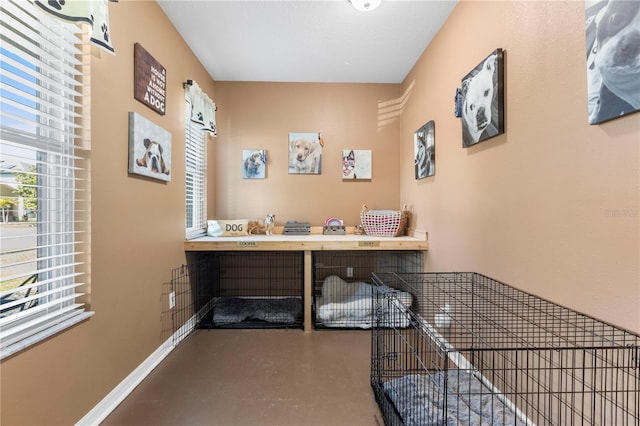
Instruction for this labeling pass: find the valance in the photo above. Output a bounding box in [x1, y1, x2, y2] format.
[185, 80, 217, 135]
[34, 0, 116, 54]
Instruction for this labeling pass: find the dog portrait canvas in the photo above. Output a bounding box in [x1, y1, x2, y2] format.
[242, 149, 267, 179]
[585, 0, 640, 124]
[414, 120, 435, 179]
[288, 132, 323, 174]
[128, 112, 172, 181]
[460, 48, 504, 148]
[342, 149, 372, 180]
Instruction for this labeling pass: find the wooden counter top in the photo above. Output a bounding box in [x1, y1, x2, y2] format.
[184, 228, 428, 252]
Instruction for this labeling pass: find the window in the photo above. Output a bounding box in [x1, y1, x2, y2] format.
[185, 98, 207, 239]
[0, 0, 93, 359]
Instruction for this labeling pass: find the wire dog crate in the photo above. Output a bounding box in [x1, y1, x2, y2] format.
[371, 272, 640, 426]
[170, 260, 216, 345]
[313, 251, 423, 329]
[197, 251, 304, 329]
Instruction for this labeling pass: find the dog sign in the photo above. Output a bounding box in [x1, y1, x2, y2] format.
[134, 43, 166, 116]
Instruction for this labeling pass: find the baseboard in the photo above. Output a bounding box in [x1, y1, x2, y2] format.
[76, 319, 196, 425]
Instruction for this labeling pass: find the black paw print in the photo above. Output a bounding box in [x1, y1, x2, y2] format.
[197, 112, 204, 121]
[47, 0, 65, 11]
[101, 23, 109, 43]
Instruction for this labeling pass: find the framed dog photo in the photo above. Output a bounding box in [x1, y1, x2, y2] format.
[242, 149, 267, 179]
[288, 132, 323, 174]
[460, 48, 504, 148]
[414, 120, 435, 179]
[585, 1, 640, 124]
[128, 112, 172, 181]
[342, 149, 372, 180]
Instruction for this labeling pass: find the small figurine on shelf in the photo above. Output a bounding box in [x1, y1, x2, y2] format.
[354, 224, 365, 235]
[248, 214, 276, 236]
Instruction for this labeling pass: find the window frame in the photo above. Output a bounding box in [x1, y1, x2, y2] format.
[185, 97, 207, 239]
[0, 0, 93, 360]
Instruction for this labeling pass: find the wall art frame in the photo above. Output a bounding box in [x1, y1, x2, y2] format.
[584, 1, 640, 124]
[342, 149, 372, 180]
[134, 43, 166, 115]
[460, 48, 504, 148]
[242, 149, 267, 179]
[288, 132, 323, 174]
[414, 120, 435, 179]
[128, 112, 172, 182]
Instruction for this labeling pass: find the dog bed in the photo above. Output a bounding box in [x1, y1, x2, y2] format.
[315, 275, 412, 328]
[383, 370, 517, 426]
[210, 297, 302, 325]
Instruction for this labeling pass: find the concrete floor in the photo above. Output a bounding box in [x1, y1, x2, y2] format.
[102, 329, 384, 426]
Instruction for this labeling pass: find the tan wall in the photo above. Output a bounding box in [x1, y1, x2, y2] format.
[0, 1, 216, 425]
[400, 1, 639, 333]
[2, 1, 639, 425]
[212, 82, 402, 225]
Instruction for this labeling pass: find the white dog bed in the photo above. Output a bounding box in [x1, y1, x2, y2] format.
[315, 275, 412, 328]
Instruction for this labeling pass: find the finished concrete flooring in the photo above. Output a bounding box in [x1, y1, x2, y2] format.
[102, 329, 383, 426]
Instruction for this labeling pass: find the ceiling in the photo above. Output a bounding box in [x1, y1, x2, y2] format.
[157, 0, 458, 84]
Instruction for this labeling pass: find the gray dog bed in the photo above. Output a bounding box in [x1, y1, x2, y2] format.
[383, 370, 517, 426]
[211, 297, 302, 325]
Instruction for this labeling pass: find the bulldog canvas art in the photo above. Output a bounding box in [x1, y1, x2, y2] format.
[128, 112, 172, 181]
[460, 48, 504, 148]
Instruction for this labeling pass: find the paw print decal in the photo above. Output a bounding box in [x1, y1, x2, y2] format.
[47, 0, 65, 11]
[101, 23, 109, 43]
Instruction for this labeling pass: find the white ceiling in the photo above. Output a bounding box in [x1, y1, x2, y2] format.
[157, 0, 458, 83]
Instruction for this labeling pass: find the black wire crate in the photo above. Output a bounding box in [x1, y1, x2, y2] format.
[198, 251, 304, 329]
[371, 272, 640, 426]
[312, 251, 423, 329]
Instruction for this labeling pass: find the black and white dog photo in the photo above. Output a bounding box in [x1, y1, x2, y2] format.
[414, 120, 435, 179]
[460, 48, 504, 148]
[585, 0, 640, 124]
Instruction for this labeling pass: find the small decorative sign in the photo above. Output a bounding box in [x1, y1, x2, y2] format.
[134, 43, 166, 115]
[237, 241, 258, 247]
[359, 241, 380, 247]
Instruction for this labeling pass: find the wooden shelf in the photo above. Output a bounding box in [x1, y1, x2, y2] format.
[184, 231, 428, 252]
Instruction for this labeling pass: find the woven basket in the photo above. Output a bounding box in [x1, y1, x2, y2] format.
[360, 204, 409, 237]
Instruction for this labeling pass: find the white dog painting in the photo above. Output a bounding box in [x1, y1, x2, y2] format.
[128, 112, 172, 181]
[585, 0, 640, 124]
[460, 48, 504, 148]
[242, 149, 267, 179]
[288, 132, 323, 174]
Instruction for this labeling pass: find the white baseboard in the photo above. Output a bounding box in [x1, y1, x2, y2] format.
[76, 317, 198, 426]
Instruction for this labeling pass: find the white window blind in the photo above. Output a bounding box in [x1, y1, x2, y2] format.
[0, 0, 93, 359]
[185, 98, 207, 239]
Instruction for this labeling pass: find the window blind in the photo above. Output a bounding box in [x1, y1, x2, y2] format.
[0, 0, 93, 359]
[185, 98, 207, 239]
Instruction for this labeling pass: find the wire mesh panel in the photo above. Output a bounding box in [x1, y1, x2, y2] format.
[170, 260, 216, 346]
[313, 251, 423, 329]
[371, 272, 640, 426]
[198, 251, 304, 329]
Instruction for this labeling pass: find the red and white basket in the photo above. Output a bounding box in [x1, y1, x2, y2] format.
[360, 204, 409, 237]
